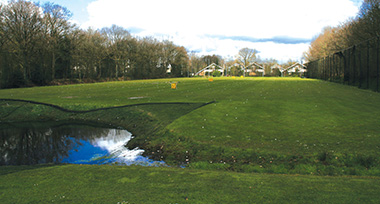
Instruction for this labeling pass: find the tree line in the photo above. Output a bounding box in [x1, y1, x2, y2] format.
[0, 0, 189, 88]
[304, 0, 380, 61]
[0, 0, 297, 88]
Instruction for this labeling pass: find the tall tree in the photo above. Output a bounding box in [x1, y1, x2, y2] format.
[171, 46, 189, 77]
[201, 55, 222, 66]
[236, 48, 259, 77]
[132, 37, 162, 79]
[0, 1, 192, 87]
[262, 58, 278, 76]
[101, 25, 131, 78]
[0, 4, 6, 48]
[160, 40, 177, 74]
[189, 52, 204, 75]
[41, 2, 73, 80]
[1, 0, 44, 85]
[305, 0, 380, 62]
[88, 29, 107, 78]
[357, 0, 380, 38]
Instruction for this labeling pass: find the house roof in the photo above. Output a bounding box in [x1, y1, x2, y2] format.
[247, 62, 265, 70]
[195, 63, 224, 75]
[228, 62, 265, 71]
[283, 62, 307, 72]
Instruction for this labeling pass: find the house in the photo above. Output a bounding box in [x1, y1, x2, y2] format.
[226, 62, 265, 76]
[282, 63, 307, 77]
[246, 62, 265, 76]
[195, 63, 225, 76]
[166, 64, 172, 73]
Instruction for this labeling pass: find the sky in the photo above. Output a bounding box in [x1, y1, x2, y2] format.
[2, 0, 364, 63]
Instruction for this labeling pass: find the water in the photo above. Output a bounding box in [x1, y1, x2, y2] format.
[0, 122, 165, 166]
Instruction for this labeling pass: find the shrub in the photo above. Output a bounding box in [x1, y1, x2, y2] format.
[356, 155, 377, 168]
[212, 70, 222, 77]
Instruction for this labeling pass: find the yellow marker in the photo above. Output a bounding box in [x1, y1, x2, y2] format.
[240, 76, 244, 78]
[232, 76, 236, 79]
[208, 78, 214, 82]
[171, 83, 177, 89]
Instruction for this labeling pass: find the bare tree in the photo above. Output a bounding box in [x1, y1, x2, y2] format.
[0, 1, 193, 87]
[0, 4, 6, 48]
[1, 0, 43, 83]
[101, 25, 131, 78]
[41, 2, 73, 80]
[306, 0, 380, 62]
[236, 48, 259, 77]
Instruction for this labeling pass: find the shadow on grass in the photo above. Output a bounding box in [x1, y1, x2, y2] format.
[0, 98, 215, 114]
[0, 99, 215, 125]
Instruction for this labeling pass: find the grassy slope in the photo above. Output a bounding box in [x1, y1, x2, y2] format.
[1, 78, 380, 175]
[1, 165, 380, 204]
[3, 78, 380, 154]
[1, 77, 380, 203]
[167, 78, 380, 155]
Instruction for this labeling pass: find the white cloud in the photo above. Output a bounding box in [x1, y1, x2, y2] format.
[83, 0, 360, 62]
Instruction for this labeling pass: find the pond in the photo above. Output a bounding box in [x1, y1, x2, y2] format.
[0, 122, 166, 166]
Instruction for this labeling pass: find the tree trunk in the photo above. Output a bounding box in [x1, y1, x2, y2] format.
[97, 62, 102, 78]
[52, 51, 55, 80]
[115, 63, 118, 78]
[23, 53, 29, 83]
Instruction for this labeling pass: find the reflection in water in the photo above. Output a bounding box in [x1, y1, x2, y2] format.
[0, 123, 165, 166]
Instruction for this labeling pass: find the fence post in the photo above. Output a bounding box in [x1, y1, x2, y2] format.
[327, 57, 330, 81]
[346, 49, 350, 85]
[332, 55, 334, 81]
[341, 51, 345, 83]
[353, 46, 356, 86]
[323, 57, 328, 81]
[331, 55, 334, 81]
[329, 56, 332, 81]
[322, 58, 324, 80]
[367, 40, 370, 89]
[377, 36, 380, 92]
[338, 54, 341, 81]
[333, 54, 336, 81]
[359, 45, 363, 88]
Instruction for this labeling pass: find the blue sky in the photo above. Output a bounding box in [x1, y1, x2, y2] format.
[37, 0, 91, 24]
[32, 0, 364, 62]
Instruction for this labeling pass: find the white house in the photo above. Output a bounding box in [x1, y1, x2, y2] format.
[195, 63, 225, 76]
[246, 62, 265, 76]
[166, 64, 172, 73]
[282, 63, 307, 77]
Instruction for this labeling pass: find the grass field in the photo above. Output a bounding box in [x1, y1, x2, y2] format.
[1, 77, 380, 203]
[1, 164, 380, 203]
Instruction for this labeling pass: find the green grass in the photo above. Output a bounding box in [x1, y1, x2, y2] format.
[1, 77, 380, 202]
[1, 78, 380, 175]
[1, 164, 380, 203]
